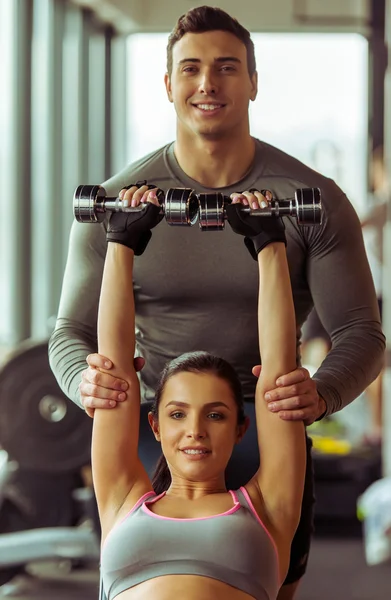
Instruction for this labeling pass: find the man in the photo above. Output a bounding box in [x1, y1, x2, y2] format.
[49, 6, 385, 599]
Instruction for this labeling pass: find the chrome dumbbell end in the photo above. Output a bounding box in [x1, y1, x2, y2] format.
[74, 185, 107, 224]
[165, 188, 199, 226]
[198, 193, 226, 231]
[294, 188, 322, 225]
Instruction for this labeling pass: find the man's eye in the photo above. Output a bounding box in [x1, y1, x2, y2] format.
[220, 66, 235, 72]
[183, 66, 197, 73]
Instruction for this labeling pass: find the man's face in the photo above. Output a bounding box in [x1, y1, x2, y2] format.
[165, 31, 258, 140]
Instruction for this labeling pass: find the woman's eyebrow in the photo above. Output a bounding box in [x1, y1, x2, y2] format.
[165, 400, 231, 409]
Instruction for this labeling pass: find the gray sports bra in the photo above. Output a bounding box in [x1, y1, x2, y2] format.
[101, 486, 280, 600]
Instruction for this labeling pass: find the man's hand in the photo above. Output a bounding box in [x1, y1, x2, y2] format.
[79, 354, 145, 418]
[252, 365, 327, 426]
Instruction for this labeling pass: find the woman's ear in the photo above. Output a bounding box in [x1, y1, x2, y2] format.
[148, 412, 161, 442]
[235, 416, 250, 444]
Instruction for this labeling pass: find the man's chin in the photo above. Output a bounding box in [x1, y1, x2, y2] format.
[179, 118, 232, 141]
[195, 126, 228, 141]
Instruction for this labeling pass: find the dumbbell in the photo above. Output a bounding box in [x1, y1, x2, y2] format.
[73, 185, 199, 226]
[198, 188, 322, 231]
[74, 184, 322, 230]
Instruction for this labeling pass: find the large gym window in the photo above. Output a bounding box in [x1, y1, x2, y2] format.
[126, 33, 368, 213]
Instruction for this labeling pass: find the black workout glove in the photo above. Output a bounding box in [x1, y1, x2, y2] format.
[226, 201, 286, 261]
[107, 201, 164, 255]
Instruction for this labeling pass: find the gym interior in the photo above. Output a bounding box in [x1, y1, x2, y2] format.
[0, 0, 391, 598]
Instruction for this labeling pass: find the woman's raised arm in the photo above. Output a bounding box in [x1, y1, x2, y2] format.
[253, 242, 306, 535]
[92, 186, 162, 530]
[226, 193, 307, 578]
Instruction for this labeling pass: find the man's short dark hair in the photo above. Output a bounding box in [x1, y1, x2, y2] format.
[166, 6, 256, 77]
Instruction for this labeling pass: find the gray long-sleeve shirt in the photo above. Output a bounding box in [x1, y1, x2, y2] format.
[49, 139, 385, 416]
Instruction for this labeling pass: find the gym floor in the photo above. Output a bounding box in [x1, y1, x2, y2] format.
[0, 536, 389, 600]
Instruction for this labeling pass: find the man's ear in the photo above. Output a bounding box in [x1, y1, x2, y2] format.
[148, 412, 161, 441]
[164, 73, 173, 103]
[250, 70, 258, 102]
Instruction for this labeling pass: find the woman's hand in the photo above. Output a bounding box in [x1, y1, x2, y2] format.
[118, 183, 161, 208]
[227, 189, 286, 259]
[230, 189, 270, 209]
[107, 183, 163, 254]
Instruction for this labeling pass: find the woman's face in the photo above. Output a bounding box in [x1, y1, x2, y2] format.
[149, 372, 247, 485]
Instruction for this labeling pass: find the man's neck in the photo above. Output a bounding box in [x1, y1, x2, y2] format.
[174, 131, 256, 189]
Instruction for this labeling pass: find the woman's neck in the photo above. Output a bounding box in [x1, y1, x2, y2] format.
[166, 478, 227, 500]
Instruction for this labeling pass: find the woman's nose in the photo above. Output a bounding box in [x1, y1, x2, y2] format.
[186, 417, 206, 439]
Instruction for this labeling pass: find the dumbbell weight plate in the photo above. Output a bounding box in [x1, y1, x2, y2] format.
[295, 187, 322, 225]
[165, 188, 199, 226]
[198, 193, 225, 231]
[74, 185, 106, 224]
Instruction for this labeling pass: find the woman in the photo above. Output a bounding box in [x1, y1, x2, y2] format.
[93, 183, 307, 600]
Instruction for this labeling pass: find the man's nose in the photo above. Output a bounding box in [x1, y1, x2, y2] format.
[198, 70, 218, 95]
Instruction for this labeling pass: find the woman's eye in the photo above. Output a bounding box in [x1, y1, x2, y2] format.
[208, 413, 223, 420]
[170, 412, 184, 419]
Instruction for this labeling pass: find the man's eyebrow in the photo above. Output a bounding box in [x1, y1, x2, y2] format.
[215, 56, 241, 64]
[178, 58, 201, 65]
[178, 57, 241, 65]
[165, 400, 231, 409]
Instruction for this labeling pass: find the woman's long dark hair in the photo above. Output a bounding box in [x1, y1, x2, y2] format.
[150, 351, 246, 495]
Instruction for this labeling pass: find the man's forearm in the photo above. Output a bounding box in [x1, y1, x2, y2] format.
[313, 321, 385, 417]
[49, 319, 98, 409]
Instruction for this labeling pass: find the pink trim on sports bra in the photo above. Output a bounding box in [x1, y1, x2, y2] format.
[240, 486, 280, 564]
[142, 489, 240, 522]
[102, 490, 156, 550]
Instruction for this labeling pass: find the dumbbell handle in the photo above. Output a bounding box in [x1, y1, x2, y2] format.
[239, 199, 298, 218]
[92, 193, 164, 215]
[102, 199, 163, 213]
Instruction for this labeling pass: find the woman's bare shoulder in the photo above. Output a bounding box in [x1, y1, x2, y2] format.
[101, 473, 154, 541]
